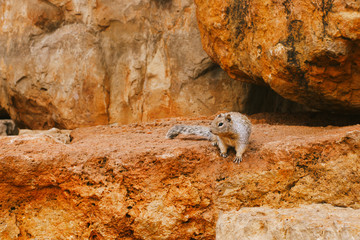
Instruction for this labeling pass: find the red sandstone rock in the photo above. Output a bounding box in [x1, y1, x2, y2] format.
[195, 0, 360, 113]
[0, 113, 360, 239]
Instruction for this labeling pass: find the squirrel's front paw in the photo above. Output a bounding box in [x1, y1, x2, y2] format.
[220, 153, 228, 158]
[234, 156, 242, 164]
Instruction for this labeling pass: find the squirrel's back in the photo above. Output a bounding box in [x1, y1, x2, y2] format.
[165, 112, 252, 163]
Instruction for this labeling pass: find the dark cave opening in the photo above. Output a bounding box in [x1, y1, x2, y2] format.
[0, 108, 10, 119]
[243, 84, 360, 127]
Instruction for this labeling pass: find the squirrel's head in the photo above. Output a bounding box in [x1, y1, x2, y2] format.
[210, 113, 232, 135]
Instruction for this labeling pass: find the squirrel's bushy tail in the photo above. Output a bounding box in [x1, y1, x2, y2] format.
[166, 125, 214, 140]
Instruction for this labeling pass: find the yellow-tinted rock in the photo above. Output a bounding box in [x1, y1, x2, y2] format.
[0, 0, 252, 129]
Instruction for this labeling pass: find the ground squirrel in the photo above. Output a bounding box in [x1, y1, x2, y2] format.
[166, 112, 252, 163]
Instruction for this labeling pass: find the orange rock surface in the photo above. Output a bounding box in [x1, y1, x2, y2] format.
[195, 0, 360, 112]
[1, 113, 360, 239]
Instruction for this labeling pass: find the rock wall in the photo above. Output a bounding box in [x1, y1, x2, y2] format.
[0, 0, 253, 129]
[195, 0, 360, 113]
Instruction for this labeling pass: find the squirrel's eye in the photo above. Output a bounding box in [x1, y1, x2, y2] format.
[218, 122, 223, 127]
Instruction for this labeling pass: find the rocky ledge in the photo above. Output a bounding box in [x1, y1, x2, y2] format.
[0, 113, 360, 239]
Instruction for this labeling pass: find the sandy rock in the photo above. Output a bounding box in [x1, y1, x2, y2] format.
[0, 0, 109, 129]
[0, 114, 360, 239]
[194, 0, 360, 113]
[98, 0, 252, 125]
[217, 204, 360, 240]
[20, 128, 71, 144]
[0, 0, 267, 129]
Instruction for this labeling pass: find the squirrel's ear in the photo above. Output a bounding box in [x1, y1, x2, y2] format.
[225, 114, 231, 122]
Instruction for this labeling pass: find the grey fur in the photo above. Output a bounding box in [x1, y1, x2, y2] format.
[166, 124, 214, 140]
[166, 112, 252, 163]
[210, 112, 252, 163]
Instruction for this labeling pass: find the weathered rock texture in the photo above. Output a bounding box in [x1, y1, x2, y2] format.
[1, 113, 360, 239]
[0, 119, 18, 136]
[217, 204, 360, 240]
[19, 128, 71, 144]
[0, 0, 256, 129]
[195, 0, 360, 113]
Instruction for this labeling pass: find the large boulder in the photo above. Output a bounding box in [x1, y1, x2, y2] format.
[0, 0, 253, 129]
[194, 0, 360, 113]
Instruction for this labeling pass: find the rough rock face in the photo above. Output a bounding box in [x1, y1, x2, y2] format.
[195, 0, 360, 113]
[217, 205, 360, 239]
[1, 113, 360, 239]
[0, 0, 253, 129]
[19, 128, 71, 144]
[0, 119, 18, 136]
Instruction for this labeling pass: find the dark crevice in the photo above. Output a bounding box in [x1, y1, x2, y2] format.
[321, 0, 334, 37]
[282, 0, 291, 16]
[242, 84, 310, 115]
[226, 0, 251, 43]
[192, 63, 219, 80]
[34, 0, 65, 33]
[151, 0, 172, 9]
[250, 111, 360, 127]
[0, 108, 10, 119]
[280, 0, 310, 89]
